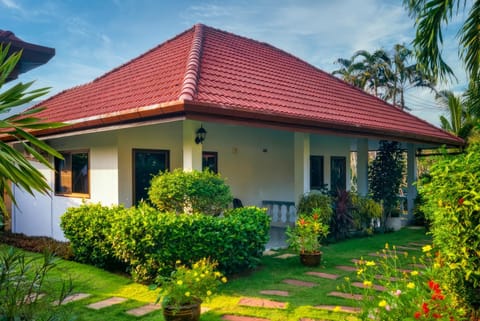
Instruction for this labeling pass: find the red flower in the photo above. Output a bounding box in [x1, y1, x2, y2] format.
[422, 302, 430, 314]
[458, 197, 464, 205]
[299, 218, 306, 226]
[433, 313, 442, 319]
[432, 292, 445, 300]
[312, 213, 319, 221]
[414, 311, 422, 319]
[428, 280, 440, 293]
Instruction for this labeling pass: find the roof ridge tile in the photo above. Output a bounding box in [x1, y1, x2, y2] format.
[179, 23, 204, 101]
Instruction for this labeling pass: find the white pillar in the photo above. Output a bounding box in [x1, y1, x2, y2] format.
[183, 120, 203, 171]
[406, 143, 418, 220]
[357, 138, 369, 196]
[294, 132, 310, 204]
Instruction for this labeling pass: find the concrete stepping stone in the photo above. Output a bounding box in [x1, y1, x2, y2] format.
[410, 263, 427, 269]
[87, 297, 127, 310]
[374, 274, 400, 282]
[408, 242, 430, 247]
[53, 293, 91, 305]
[282, 279, 316, 287]
[314, 305, 361, 313]
[274, 253, 296, 259]
[305, 271, 340, 280]
[23, 293, 45, 304]
[126, 303, 162, 316]
[351, 281, 386, 291]
[327, 291, 363, 300]
[222, 315, 270, 321]
[335, 265, 357, 272]
[263, 250, 277, 256]
[396, 245, 421, 251]
[238, 297, 287, 309]
[260, 290, 289, 297]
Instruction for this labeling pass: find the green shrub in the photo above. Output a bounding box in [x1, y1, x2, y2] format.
[60, 202, 125, 270]
[350, 194, 382, 232]
[419, 143, 480, 312]
[297, 191, 332, 218]
[148, 169, 233, 215]
[0, 248, 73, 321]
[109, 204, 270, 282]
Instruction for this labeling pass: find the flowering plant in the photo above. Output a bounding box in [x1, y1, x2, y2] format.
[346, 243, 466, 320]
[154, 258, 227, 309]
[286, 214, 329, 254]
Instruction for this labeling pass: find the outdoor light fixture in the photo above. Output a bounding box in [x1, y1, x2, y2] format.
[195, 125, 207, 144]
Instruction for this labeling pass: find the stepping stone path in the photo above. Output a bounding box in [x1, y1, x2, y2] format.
[335, 265, 357, 272]
[238, 297, 287, 309]
[282, 279, 316, 287]
[274, 253, 296, 259]
[305, 271, 340, 280]
[396, 245, 421, 251]
[328, 291, 363, 301]
[54, 293, 91, 305]
[87, 297, 127, 310]
[260, 290, 289, 297]
[126, 303, 162, 316]
[263, 250, 277, 256]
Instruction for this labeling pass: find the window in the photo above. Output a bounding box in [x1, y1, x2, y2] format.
[55, 151, 89, 196]
[330, 156, 346, 193]
[133, 149, 169, 205]
[202, 151, 218, 173]
[310, 155, 324, 191]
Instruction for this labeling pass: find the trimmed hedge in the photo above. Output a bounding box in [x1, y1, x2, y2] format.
[60, 203, 125, 270]
[61, 203, 270, 282]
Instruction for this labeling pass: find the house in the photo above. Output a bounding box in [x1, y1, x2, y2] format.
[0, 30, 55, 82]
[9, 24, 463, 240]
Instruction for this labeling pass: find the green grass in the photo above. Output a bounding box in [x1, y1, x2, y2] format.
[1, 227, 430, 321]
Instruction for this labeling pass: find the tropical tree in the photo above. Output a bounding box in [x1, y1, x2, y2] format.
[0, 44, 63, 228]
[435, 89, 477, 139]
[332, 57, 366, 88]
[351, 49, 391, 97]
[404, 0, 480, 82]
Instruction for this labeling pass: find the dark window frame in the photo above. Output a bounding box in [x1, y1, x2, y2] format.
[202, 151, 218, 173]
[310, 155, 325, 191]
[330, 156, 347, 193]
[132, 149, 170, 205]
[54, 150, 90, 198]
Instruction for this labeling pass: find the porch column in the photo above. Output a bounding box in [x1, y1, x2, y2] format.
[182, 120, 202, 171]
[406, 143, 418, 220]
[357, 138, 369, 196]
[294, 132, 310, 204]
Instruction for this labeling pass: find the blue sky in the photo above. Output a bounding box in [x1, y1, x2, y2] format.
[0, 0, 468, 126]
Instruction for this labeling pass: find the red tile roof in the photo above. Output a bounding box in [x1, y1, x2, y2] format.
[33, 24, 462, 146]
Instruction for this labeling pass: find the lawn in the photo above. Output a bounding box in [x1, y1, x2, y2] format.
[0, 227, 430, 321]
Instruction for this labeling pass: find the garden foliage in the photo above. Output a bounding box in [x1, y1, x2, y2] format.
[148, 169, 233, 215]
[60, 203, 125, 269]
[61, 203, 270, 283]
[419, 142, 480, 311]
[0, 247, 73, 321]
[369, 140, 404, 224]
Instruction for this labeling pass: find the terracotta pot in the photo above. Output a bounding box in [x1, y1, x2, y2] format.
[300, 252, 322, 267]
[162, 299, 201, 321]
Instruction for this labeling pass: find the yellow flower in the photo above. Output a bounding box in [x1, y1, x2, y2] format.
[438, 199, 443, 207]
[407, 282, 415, 289]
[333, 306, 342, 312]
[411, 271, 419, 276]
[214, 272, 221, 277]
[207, 290, 212, 296]
[363, 280, 373, 288]
[221, 276, 228, 283]
[366, 261, 376, 266]
[344, 276, 350, 282]
[175, 260, 181, 264]
[385, 243, 389, 250]
[176, 280, 183, 285]
[357, 268, 364, 275]
[185, 291, 190, 297]
[422, 245, 432, 253]
[378, 300, 387, 307]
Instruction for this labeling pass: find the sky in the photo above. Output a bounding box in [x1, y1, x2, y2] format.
[0, 0, 469, 127]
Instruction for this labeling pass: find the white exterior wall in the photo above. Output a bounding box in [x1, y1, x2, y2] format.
[12, 120, 355, 240]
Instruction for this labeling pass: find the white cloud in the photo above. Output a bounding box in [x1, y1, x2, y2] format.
[1, 0, 21, 10]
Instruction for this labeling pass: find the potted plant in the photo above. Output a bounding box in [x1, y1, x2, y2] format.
[286, 213, 329, 266]
[154, 258, 227, 321]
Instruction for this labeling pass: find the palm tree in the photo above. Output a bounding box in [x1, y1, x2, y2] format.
[0, 44, 64, 226]
[351, 49, 391, 97]
[332, 57, 366, 88]
[404, 0, 480, 82]
[435, 88, 478, 139]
